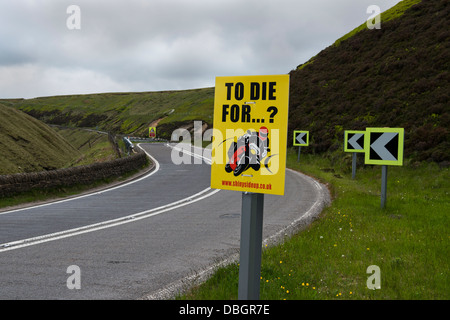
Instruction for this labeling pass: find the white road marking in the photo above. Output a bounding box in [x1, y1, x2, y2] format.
[0, 187, 220, 253]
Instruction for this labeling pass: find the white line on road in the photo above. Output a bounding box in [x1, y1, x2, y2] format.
[0, 187, 220, 253]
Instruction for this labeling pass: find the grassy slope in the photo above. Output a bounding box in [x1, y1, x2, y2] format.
[0, 122, 125, 208]
[0, 103, 80, 174]
[0, 103, 118, 175]
[53, 127, 118, 167]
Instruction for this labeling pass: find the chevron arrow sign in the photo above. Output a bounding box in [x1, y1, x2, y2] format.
[344, 130, 365, 153]
[364, 128, 404, 166]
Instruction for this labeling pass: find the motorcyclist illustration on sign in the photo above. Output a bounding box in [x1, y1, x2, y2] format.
[224, 126, 275, 176]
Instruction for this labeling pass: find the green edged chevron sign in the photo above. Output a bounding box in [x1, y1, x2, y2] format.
[293, 130, 309, 146]
[344, 130, 365, 153]
[364, 128, 404, 166]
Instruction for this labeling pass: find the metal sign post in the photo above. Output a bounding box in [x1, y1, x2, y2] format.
[352, 152, 357, 179]
[297, 146, 301, 162]
[364, 128, 404, 209]
[238, 192, 264, 300]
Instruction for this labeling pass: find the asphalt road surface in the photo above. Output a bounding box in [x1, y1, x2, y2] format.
[0, 143, 330, 299]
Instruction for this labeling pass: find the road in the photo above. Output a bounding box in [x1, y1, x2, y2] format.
[0, 143, 330, 299]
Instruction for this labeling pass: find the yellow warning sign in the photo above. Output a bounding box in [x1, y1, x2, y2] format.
[149, 127, 156, 138]
[211, 75, 290, 196]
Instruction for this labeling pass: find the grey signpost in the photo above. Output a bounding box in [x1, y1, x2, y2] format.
[352, 152, 357, 179]
[381, 165, 388, 209]
[238, 192, 264, 300]
[344, 130, 365, 179]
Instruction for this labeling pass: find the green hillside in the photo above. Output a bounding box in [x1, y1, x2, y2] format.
[53, 127, 119, 167]
[289, 0, 449, 163]
[0, 103, 80, 174]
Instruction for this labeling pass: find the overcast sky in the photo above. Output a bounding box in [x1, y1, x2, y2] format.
[0, 0, 401, 99]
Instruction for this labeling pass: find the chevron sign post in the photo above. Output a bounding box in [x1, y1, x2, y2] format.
[364, 127, 404, 208]
[293, 130, 309, 162]
[344, 130, 365, 179]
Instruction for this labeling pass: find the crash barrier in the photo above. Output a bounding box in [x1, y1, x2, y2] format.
[0, 151, 148, 197]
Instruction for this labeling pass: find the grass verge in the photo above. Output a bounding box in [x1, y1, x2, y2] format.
[178, 149, 449, 299]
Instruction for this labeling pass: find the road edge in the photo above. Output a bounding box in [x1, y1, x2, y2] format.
[141, 168, 331, 300]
